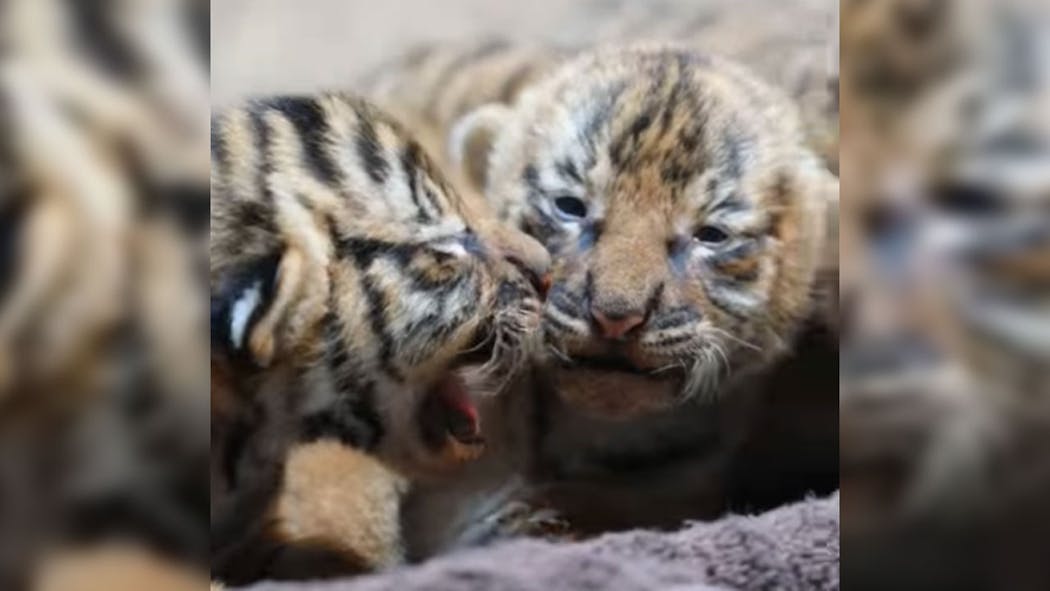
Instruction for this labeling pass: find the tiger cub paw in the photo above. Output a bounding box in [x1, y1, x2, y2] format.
[489, 500, 572, 540]
[454, 498, 573, 549]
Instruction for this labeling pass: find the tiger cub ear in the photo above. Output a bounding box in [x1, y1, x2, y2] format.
[211, 249, 310, 367]
[448, 103, 512, 193]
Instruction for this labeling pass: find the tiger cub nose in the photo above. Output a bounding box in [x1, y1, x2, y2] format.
[591, 308, 646, 340]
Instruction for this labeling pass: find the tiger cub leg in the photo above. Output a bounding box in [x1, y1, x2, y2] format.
[268, 441, 408, 574]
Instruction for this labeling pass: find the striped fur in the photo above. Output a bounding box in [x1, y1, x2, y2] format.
[363, 0, 837, 178]
[455, 45, 836, 413]
[364, 42, 568, 191]
[475, 45, 837, 538]
[921, 11, 1050, 388]
[356, 7, 839, 413]
[364, 40, 840, 555]
[210, 92, 550, 584]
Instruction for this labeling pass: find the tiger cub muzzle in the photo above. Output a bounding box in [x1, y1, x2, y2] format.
[406, 225, 551, 467]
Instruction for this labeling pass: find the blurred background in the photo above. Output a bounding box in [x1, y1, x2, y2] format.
[840, 0, 1049, 589]
[0, 0, 208, 589]
[211, 0, 836, 104]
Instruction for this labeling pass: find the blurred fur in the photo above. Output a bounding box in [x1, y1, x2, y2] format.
[839, 5, 1050, 588]
[0, 0, 208, 588]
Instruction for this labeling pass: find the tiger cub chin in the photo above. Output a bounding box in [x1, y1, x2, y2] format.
[209, 92, 550, 584]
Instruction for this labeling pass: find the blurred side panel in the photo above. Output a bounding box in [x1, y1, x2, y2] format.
[840, 0, 1050, 589]
[0, 0, 209, 588]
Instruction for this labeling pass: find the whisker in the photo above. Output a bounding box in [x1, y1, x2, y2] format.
[474, 304, 542, 394]
[546, 343, 573, 364]
[706, 326, 762, 352]
[652, 362, 682, 375]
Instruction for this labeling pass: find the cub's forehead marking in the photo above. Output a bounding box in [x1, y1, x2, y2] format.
[571, 78, 751, 202]
[520, 48, 787, 236]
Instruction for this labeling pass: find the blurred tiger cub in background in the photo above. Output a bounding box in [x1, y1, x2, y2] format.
[839, 2, 1050, 587]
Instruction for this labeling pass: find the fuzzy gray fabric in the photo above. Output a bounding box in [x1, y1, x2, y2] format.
[246, 493, 839, 591]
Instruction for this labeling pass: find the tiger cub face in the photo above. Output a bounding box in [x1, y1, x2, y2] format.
[458, 46, 835, 416]
[210, 93, 550, 475]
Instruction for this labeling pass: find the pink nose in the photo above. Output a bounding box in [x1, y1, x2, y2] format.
[591, 309, 645, 340]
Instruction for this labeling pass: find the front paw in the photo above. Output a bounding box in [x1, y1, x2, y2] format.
[490, 500, 572, 539]
[457, 498, 573, 548]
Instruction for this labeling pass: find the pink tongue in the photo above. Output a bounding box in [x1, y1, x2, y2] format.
[435, 374, 481, 443]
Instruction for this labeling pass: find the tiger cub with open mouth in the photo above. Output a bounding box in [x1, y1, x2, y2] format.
[210, 92, 550, 584]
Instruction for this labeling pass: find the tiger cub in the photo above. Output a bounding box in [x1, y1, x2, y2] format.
[210, 92, 550, 583]
[365, 43, 839, 556]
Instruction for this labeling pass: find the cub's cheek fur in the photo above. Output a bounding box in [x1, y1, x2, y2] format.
[271, 441, 408, 572]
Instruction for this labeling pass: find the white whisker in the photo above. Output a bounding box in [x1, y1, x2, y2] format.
[706, 326, 762, 352]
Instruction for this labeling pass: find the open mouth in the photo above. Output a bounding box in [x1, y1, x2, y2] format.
[450, 329, 501, 367]
[419, 372, 483, 449]
[415, 329, 498, 456]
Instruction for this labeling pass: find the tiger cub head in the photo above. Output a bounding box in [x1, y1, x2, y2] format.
[210, 93, 550, 473]
[452, 46, 836, 417]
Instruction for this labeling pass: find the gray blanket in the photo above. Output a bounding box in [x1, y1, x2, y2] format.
[247, 493, 839, 591]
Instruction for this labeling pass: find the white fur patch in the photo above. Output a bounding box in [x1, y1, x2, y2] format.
[230, 280, 262, 350]
[431, 240, 469, 259]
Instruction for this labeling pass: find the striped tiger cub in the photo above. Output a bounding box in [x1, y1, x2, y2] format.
[209, 92, 550, 583]
[362, 40, 839, 555]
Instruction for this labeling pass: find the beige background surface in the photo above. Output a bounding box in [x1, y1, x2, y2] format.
[211, 0, 610, 105]
[211, 0, 840, 105]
